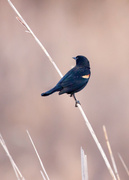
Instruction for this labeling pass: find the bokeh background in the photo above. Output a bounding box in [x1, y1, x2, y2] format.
[0, 0, 129, 179]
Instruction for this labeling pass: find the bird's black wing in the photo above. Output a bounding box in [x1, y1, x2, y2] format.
[57, 67, 90, 94]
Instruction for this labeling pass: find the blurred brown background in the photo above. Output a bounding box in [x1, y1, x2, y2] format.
[0, 0, 129, 179]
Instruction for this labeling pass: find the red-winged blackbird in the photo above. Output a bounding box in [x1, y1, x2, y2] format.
[41, 55, 91, 106]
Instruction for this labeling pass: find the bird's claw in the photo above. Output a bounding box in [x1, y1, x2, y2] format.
[75, 100, 81, 107]
[71, 93, 81, 107]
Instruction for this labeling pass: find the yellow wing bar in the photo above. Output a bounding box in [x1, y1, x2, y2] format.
[82, 74, 90, 79]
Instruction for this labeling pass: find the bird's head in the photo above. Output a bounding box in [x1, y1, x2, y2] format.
[73, 55, 90, 68]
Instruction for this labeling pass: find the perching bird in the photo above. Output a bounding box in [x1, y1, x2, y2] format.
[41, 55, 91, 107]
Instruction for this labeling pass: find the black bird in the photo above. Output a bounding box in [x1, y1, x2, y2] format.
[41, 55, 91, 107]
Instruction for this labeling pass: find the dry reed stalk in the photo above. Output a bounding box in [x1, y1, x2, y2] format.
[26, 130, 50, 180]
[118, 153, 129, 177]
[8, 1, 117, 179]
[0, 134, 25, 180]
[81, 147, 88, 180]
[103, 126, 120, 180]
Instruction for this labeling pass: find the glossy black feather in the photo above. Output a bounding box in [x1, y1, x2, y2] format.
[41, 55, 91, 97]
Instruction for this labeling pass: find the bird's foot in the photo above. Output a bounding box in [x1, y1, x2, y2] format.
[75, 100, 81, 107]
[71, 93, 81, 107]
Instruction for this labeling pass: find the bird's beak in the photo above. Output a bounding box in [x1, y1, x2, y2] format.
[72, 57, 76, 60]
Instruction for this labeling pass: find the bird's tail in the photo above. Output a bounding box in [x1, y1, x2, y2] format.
[41, 85, 61, 96]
